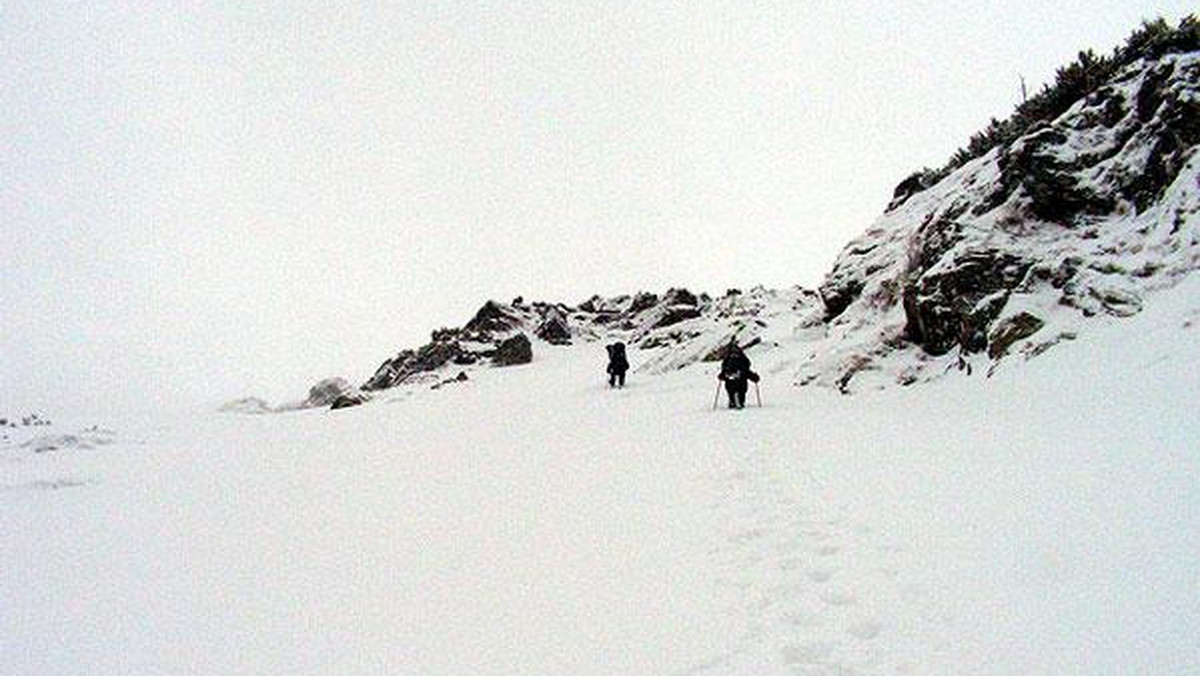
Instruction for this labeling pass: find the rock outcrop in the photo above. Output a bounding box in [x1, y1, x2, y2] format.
[492, 333, 533, 366]
[356, 284, 826, 391]
[363, 300, 545, 389]
[535, 307, 572, 345]
[800, 45, 1200, 392]
[330, 392, 370, 410]
[303, 377, 356, 408]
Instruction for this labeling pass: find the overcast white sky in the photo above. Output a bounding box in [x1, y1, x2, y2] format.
[3, 1, 1196, 414]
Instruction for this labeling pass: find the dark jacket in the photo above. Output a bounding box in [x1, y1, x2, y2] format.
[719, 347, 758, 387]
[607, 343, 629, 374]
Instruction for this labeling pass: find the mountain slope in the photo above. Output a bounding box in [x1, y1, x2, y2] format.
[800, 48, 1199, 392]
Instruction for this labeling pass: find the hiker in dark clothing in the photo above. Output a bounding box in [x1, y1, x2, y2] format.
[718, 340, 758, 409]
[606, 342, 629, 388]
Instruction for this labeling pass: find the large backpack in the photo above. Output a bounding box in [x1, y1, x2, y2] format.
[608, 342, 629, 370]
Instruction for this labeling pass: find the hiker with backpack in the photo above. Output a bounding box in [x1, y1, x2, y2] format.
[606, 342, 629, 388]
[717, 339, 759, 409]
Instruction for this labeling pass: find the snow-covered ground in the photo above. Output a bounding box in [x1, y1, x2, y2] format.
[4, 275, 1198, 675]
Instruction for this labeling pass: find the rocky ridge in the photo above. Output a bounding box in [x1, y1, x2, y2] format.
[359, 287, 822, 392]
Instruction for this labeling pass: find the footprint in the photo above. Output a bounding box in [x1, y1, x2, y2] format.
[847, 619, 883, 641]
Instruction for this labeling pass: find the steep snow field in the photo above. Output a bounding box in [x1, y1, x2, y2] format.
[4, 277, 1199, 675]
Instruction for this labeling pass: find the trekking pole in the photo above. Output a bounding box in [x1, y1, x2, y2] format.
[754, 381, 762, 407]
[712, 381, 722, 410]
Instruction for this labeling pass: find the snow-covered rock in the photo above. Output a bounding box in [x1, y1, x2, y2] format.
[18, 427, 115, 454]
[228, 377, 373, 414]
[797, 50, 1200, 392]
[534, 307, 573, 345]
[218, 397, 274, 415]
[360, 286, 824, 390]
[492, 333, 533, 366]
[301, 377, 358, 408]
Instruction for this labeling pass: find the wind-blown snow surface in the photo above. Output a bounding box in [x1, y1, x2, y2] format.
[4, 278, 1199, 674]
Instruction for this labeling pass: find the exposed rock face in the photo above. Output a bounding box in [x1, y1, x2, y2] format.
[804, 48, 1200, 391]
[535, 308, 572, 345]
[901, 250, 1032, 356]
[492, 333, 533, 366]
[464, 301, 522, 336]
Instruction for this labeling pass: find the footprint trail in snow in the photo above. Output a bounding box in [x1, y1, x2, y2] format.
[685, 419, 953, 675]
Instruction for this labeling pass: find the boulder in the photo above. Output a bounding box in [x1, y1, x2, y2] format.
[988, 312, 1045, 359]
[304, 377, 355, 408]
[492, 333, 533, 366]
[887, 169, 938, 211]
[330, 391, 370, 410]
[430, 371, 472, 391]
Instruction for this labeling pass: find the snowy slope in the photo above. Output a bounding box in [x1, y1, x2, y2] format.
[4, 274, 1198, 675]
